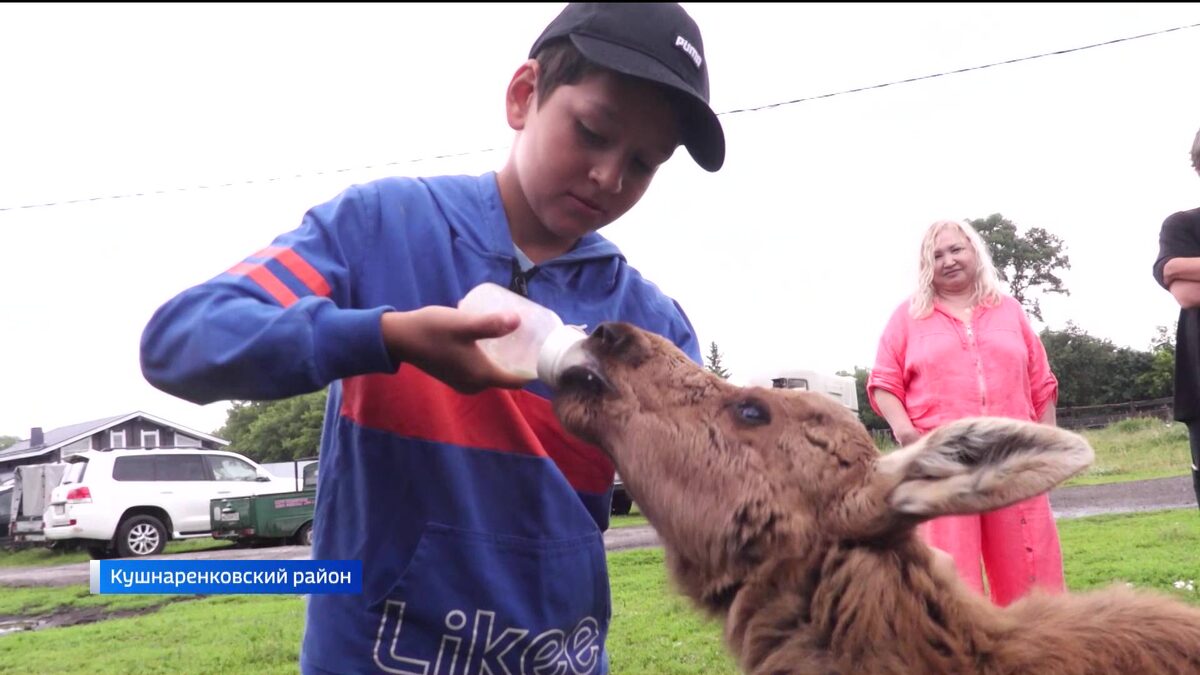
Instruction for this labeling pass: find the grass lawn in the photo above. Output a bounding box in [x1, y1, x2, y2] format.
[872, 416, 1192, 488]
[0, 585, 178, 618]
[1059, 508, 1200, 594]
[1066, 417, 1194, 486]
[0, 593, 304, 675]
[607, 548, 738, 674]
[610, 504, 648, 529]
[1, 508, 1197, 675]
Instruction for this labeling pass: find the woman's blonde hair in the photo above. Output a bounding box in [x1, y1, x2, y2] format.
[909, 219, 1004, 319]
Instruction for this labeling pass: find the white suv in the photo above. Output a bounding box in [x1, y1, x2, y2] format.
[44, 449, 293, 558]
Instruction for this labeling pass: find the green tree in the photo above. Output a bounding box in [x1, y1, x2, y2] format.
[705, 341, 731, 379]
[0, 435, 18, 451]
[1039, 323, 1172, 407]
[1136, 324, 1175, 400]
[1040, 322, 1117, 407]
[1105, 346, 1157, 402]
[836, 367, 888, 431]
[969, 213, 1071, 322]
[216, 390, 328, 463]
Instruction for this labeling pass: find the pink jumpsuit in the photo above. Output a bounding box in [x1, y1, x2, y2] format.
[868, 295, 1064, 606]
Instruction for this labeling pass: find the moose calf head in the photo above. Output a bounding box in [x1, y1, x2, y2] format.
[552, 322, 1093, 614]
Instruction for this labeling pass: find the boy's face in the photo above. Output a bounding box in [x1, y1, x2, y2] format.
[507, 66, 680, 242]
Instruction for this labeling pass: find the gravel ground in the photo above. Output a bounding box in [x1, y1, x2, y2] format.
[1047, 474, 1197, 519]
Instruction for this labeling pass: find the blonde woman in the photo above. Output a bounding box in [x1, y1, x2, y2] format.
[867, 219, 1063, 606]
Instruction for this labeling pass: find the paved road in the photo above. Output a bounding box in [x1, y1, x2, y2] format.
[1048, 475, 1197, 519]
[2, 477, 1194, 588]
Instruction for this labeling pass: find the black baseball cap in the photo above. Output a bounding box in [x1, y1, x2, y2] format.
[530, 2, 725, 172]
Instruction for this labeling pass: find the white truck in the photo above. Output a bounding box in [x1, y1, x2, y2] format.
[260, 458, 319, 492]
[750, 369, 859, 412]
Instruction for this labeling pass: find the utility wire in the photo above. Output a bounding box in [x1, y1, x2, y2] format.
[718, 20, 1200, 116]
[3, 19, 1196, 213]
[0, 147, 507, 212]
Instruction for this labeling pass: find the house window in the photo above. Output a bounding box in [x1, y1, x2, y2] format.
[110, 429, 127, 448]
[174, 433, 201, 448]
[771, 377, 809, 390]
[141, 430, 160, 448]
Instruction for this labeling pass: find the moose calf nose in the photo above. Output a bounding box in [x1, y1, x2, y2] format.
[590, 322, 634, 355]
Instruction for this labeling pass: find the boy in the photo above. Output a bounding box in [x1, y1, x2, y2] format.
[139, 3, 725, 674]
[1153, 126, 1200, 512]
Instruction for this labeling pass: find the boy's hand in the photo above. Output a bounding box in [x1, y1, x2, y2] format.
[380, 307, 531, 393]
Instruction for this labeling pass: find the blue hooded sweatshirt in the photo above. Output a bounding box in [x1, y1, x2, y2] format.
[140, 172, 701, 675]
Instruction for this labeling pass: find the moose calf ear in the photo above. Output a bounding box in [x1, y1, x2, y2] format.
[878, 417, 1093, 519]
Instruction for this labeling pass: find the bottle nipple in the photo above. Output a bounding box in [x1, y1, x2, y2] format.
[537, 324, 589, 387]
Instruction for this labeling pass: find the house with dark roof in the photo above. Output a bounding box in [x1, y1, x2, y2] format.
[0, 412, 229, 481]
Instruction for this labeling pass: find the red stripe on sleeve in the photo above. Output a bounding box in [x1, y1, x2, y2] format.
[275, 248, 332, 297]
[228, 245, 329, 306]
[245, 266, 299, 307]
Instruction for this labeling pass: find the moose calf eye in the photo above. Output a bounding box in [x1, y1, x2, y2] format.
[734, 401, 771, 426]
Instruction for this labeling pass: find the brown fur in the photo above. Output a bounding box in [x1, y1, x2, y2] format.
[553, 322, 1200, 675]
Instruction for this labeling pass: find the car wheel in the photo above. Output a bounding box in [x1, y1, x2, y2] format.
[294, 521, 314, 547]
[611, 491, 633, 516]
[116, 515, 167, 558]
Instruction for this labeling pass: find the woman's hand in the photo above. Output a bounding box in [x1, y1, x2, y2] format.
[871, 388, 922, 446]
[893, 426, 922, 446]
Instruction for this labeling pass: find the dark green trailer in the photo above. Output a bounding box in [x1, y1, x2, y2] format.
[210, 459, 318, 546]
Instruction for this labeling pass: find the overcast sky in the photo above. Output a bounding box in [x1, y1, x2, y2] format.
[2, 3, 1198, 439]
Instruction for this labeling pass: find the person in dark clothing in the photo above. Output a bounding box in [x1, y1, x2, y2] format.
[1152, 126, 1200, 510]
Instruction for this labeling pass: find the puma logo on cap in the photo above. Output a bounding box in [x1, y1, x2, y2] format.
[675, 35, 702, 69]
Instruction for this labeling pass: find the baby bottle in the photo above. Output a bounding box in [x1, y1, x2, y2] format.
[457, 282, 587, 386]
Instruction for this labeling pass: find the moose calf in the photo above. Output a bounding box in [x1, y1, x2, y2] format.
[552, 322, 1200, 675]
